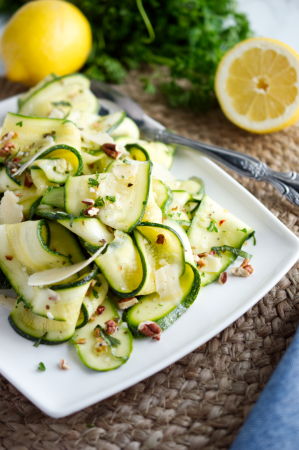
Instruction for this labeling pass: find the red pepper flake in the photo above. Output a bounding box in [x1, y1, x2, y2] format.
[13, 157, 20, 163]
[97, 306, 105, 315]
[46, 305, 50, 310]
[119, 265, 122, 270]
[219, 220, 226, 226]
[5, 255, 13, 261]
[209, 250, 216, 256]
[62, 261, 66, 265]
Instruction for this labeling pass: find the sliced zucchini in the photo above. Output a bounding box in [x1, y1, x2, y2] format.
[123, 262, 200, 336]
[168, 190, 192, 222]
[41, 186, 65, 209]
[111, 117, 140, 139]
[57, 216, 114, 248]
[72, 298, 133, 371]
[18, 73, 98, 117]
[133, 222, 185, 296]
[115, 137, 174, 169]
[9, 300, 77, 345]
[0, 112, 81, 165]
[18, 74, 58, 109]
[165, 177, 205, 196]
[152, 178, 173, 216]
[187, 195, 254, 286]
[65, 160, 152, 232]
[95, 230, 146, 297]
[77, 273, 109, 328]
[0, 166, 22, 191]
[6, 220, 71, 274]
[30, 167, 59, 196]
[69, 110, 126, 135]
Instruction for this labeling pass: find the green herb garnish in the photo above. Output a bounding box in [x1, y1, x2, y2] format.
[16, 121, 22, 127]
[106, 195, 116, 202]
[94, 197, 105, 207]
[33, 333, 47, 347]
[92, 289, 99, 299]
[211, 245, 252, 260]
[88, 177, 99, 188]
[207, 219, 218, 233]
[237, 228, 247, 233]
[38, 362, 46, 371]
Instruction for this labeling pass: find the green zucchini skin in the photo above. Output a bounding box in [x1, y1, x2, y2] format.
[123, 263, 200, 338]
[8, 313, 73, 346]
[0, 268, 11, 289]
[41, 186, 65, 209]
[33, 144, 84, 180]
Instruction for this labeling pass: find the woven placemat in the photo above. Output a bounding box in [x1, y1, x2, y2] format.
[1, 73, 299, 450]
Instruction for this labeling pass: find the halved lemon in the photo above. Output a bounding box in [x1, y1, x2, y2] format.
[215, 38, 299, 133]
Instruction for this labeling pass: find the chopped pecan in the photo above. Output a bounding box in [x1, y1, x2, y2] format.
[97, 306, 105, 315]
[231, 258, 254, 277]
[24, 172, 33, 188]
[156, 234, 165, 245]
[83, 206, 100, 217]
[118, 297, 138, 310]
[60, 359, 70, 370]
[95, 338, 108, 352]
[138, 321, 162, 340]
[198, 252, 208, 258]
[105, 319, 118, 335]
[0, 145, 12, 157]
[0, 131, 15, 143]
[219, 272, 228, 285]
[127, 183, 133, 187]
[197, 258, 207, 269]
[75, 338, 86, 345]
[209, 250, 216, 256]
[82, 198, 95, 206]
[102, 143, 121, 160]
[5, 255, 13, 261]
[89, 314, 96, 322]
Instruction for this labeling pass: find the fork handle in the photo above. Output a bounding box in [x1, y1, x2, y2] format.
[144, 127, 299, 207]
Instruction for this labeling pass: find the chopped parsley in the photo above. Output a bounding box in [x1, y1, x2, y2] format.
[88, 177, 99, 188]
[237, 228, 247, 233]
[38, 362, 46, 371]
[92, 289, 99, 299]
[106, 195, 116, 202]
[16, 121, 22, 127]
[94, 325, 121, 349]
[94, 197, 105, 207]
[33, 333, 47, 347]
[207, 219, 218, 233]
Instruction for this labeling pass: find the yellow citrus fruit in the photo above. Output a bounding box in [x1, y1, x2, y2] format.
[0, 0, 92, 86]
[215, 37, 299, 133]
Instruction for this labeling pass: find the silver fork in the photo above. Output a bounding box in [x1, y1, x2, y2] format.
[91, 80, 299, 207]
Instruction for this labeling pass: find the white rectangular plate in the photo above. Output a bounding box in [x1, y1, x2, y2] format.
[1, 96, 299, 418]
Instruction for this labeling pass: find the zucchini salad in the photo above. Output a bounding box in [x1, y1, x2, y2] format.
[0, 74, 255, 372]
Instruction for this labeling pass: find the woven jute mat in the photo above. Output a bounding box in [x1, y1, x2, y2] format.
[1, 73, 299, 450]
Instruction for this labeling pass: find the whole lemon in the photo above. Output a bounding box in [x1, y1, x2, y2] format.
[0, 0, 92, 86]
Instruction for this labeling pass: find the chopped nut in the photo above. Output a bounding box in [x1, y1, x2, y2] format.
[231, 258, 254, 277]
[209, 250, 216, 256]
[89, 314, 96, 322]
[24, 172, 33, 188]
[138, 321, 162, 340]
[219, 272, 228, 285]
[94, 328, 100, 337]
[105, 319, 118, 335]
[75, 338, 86, 345]
[198, 252, 208, 258]
[0, 131, 15, 143]
[5, 255, 13, 261]
[97, 306, 105, 315]
[47, 311, 54, 320]
[82, 198, 95, 206]
[127, 183, 133, 187]
[102, 143, 121, 159]
[172, 206, 178, 211]
[83, 206, 100, 217]
[95, 339, 108, 352]
[60, 359, 71, 370]
[197, 258, 207, 269]
[156, 234, 165, 245]
[118, 297, 139, 310]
